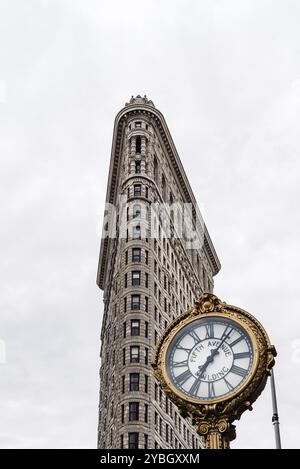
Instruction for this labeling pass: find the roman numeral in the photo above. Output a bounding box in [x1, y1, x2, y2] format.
[230, 336, 244, 347]
[233, 352, 250, 360]
[172, 360, 189, 368]
[189, 377, 202, 396]
[205, 324, 214, 339]
[230, 364, 248, 377]
[176, 345, 191, 353]
[208, 382, 216, 399]
[176, 369, 193, 385]
[189, 330, 201, 344]
[221, 326, 233, 341]
[224, 378, 234, 391]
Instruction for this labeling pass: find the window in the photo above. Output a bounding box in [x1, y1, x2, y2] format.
[133, 204, 141, 218]
[129, 402, 139, 421]
[131, 320, 140, 336]
[124, 297, 127, 313]
[130, 346, 140, 363]
[145, 321, 148, 338]
[145, 250, 149, 265]
[122, 348, 126, 365]
[121, 404, 125, 423]
[135, 122, 141, 129]
[125, 250, 128, 265]
[144, 404, 148, 423]
[122, 375, 125, 393]
[134, 184, 141, 197]
[132, 271, 141, 286]
[136, 136, 141, 153]
[144, 375, 149, 393]
[144, 347, 149, 365]
[133, 225, 141, 240]
[135, 160, 141, 174]
[130, 373, 140, 391]
[128, 432, 139, 449]
[145, 186, 149, 198]
[154, 155, 158, 183]
[124, 273, 128, 288]
[159, 417, 163, 436]
[132, 248, 141, 263]
[162, 174, 166, 200]
[145, 296, 149, 312]
[131, 295, 140, 310]
[144, 434, 148, 449]
[145, 273, 149, 288]
[120, 434, 124, 449]
[123, 322, 126, 338]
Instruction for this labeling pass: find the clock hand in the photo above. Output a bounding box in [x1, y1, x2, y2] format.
[214, 329, 232, 353]
[197, 330, 232, 379]
[197, 348, 219, 378]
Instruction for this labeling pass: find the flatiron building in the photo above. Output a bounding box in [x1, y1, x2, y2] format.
[97, 95, 221, 449]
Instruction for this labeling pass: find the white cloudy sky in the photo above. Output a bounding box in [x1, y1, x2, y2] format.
[1, 0, 300, 449]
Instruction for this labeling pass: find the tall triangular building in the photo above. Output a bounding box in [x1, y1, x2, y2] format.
[97, 96, 221, 449]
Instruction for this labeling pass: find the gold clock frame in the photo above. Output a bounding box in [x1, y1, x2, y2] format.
[152, 293, 276, 449]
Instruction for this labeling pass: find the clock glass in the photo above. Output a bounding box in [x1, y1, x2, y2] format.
[166, 317, 254, 401]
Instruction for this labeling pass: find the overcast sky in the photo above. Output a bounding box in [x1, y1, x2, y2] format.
[1, 0, 300, 449]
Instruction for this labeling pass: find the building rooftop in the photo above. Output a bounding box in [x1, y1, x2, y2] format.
[125, 94, 155, 108]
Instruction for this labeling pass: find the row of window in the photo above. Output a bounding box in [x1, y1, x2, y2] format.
[120, 432, 148, 450]
[124, 271, 149, 288]
[119, 402, 198, 449]
[128, 121, 148, 131]
[104, 430, 200, 450]
[127, 184, 149, 199]
[126, 225, 150, 241]
[123, 319, 148, 338]
[123, 346, 149, 365]
[121, 402, 148, 423]
[124, 295, 148, 312]
[121, 373, 149, 393]
[125, 247, 148, 264]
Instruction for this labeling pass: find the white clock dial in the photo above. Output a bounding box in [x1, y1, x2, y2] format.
[167, 317, 253, 400]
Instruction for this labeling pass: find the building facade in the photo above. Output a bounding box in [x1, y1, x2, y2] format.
[97, 96, 221, 449]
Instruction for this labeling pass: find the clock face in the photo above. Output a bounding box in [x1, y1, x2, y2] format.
[166, 317, 254, 401]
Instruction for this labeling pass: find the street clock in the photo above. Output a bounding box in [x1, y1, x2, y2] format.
[153, 294, 276, 449]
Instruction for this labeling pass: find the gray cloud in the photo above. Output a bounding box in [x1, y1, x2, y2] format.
[0, 0, 299, 448]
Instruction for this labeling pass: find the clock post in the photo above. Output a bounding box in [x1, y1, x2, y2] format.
[152, 293, 277, 449]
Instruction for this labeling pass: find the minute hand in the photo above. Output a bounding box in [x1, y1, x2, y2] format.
[214, 329, 232, 353]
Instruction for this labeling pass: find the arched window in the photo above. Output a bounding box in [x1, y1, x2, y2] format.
[133, 204, 141, 219]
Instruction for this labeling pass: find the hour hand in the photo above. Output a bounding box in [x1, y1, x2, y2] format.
[197, 349, 219, 378]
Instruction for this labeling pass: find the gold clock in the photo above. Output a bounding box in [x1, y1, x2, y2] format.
[152, 294, 276, 449]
